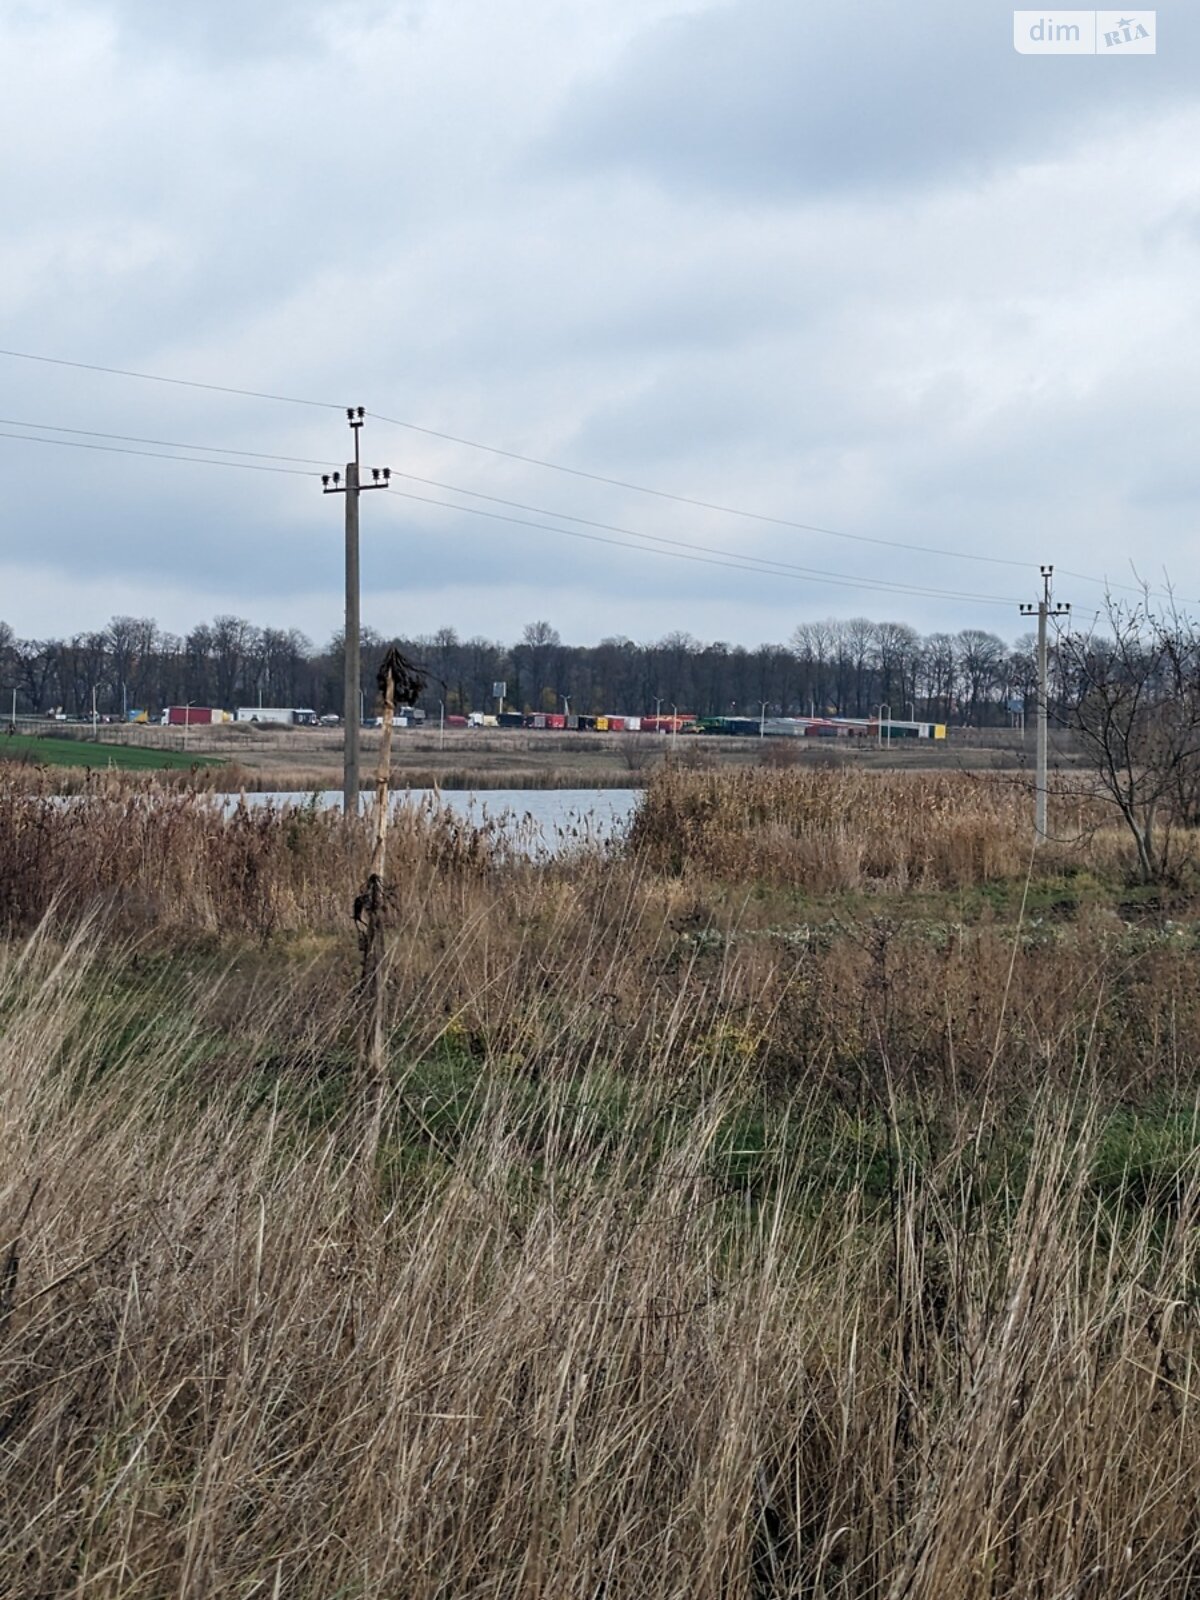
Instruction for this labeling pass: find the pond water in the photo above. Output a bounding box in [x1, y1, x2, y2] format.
[232, 788, 641, 853]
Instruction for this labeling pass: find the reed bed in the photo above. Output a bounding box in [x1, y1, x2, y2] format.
[0, 775, 500, 938]
[630, 765, 1121, 889]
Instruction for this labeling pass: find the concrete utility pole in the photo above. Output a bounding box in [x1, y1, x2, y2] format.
[1020, 565, 1070, 841]
[322, 409, 391, 815]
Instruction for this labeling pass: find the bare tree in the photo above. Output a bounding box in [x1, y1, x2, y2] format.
[1059, 599, 1200, 882]
[955, 629, 1007, 725]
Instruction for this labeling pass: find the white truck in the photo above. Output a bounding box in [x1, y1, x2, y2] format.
[234, 707, 318, 727]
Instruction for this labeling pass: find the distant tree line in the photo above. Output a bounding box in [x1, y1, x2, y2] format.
[0, 613, 1056, 725]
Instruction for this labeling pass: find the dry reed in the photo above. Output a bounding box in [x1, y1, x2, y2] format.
[631, 765, 1121, 889]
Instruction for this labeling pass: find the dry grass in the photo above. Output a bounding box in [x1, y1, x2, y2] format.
[224, 766, 647, 794]
[0, 776, 500, 938]
[2, 929, 1200, 1597]
[3, 769, 1200, 1595]
[631, 764, 1123, 890]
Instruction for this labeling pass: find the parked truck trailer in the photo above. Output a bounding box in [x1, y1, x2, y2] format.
[161, 706, 221, 726]
[234, 707, 318, 727]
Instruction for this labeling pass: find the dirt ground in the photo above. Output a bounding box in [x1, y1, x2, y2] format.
[58, 723, 1080, 790]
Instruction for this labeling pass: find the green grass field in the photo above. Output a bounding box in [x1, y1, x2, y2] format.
[0, 730, 220, 770]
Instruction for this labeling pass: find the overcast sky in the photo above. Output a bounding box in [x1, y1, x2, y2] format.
[1, 0, 1196, 648]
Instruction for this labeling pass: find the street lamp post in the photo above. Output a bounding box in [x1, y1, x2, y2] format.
[759, 700, 768, 738]
[671, 704, 679, 752]
[439, 700, 445, 751]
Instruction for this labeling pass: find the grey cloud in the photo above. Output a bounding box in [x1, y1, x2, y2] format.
[3, 0, 1200, 647]
[546, 0, 1198, 198]
[102, 0, 407, 61]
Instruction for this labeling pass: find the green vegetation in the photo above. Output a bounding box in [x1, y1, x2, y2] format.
[2, 766, 1200, 1596]
[0, 728, 220, 770]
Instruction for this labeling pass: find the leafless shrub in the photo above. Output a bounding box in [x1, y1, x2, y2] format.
[1059, 596, 1200, 881]
[759, 737, 802, 768]
[617, 732, 655, 774]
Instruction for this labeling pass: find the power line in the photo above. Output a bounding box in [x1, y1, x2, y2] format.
[0, 345, 1189, 604]
[380, 487, 1021, 608]
[0, 416, 1014, 586]
[0, 417, 329, 468]
[0, 421, 1017, 603]
[386, 474, 1021, 603]
[0, 346, 1085, 576]
[372, 409, 1047, 574]
[373, 417, 1193, 605]
[0, 428, 316, 476]
[2, 415, 1187, 606]
[0, 422, 1017, 601]
[0, 420, 1125, 610]
[0, 347, 342, 412]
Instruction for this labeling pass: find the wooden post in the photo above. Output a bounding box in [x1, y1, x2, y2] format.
[353, 645, 425, 1166]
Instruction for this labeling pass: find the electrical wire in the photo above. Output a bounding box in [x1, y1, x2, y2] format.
[379, 486, 1022, 608]
[373, 417, 1193, 605]
[0, 428, 316, 476]
[386, 472, 1021, 602]
[0, 414, 1041, 601]
[0, 421, 1018, 606]
[1, 415, 1187, 606]
[0, 421, 1148, 610]
[0, 345, 1189, 604]
[0, 347, 342, 412]
[0, 417, 330, 468]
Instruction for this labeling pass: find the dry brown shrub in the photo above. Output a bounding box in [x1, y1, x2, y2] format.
[759, 737, 803, 769]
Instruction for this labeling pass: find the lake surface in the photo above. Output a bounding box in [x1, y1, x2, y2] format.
[233, 787, 641, 853]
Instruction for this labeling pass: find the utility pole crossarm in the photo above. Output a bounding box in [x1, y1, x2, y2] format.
[320, 408, 393, 816]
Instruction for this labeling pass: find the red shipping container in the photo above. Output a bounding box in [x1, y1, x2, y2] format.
[166, 706, 216, 726]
